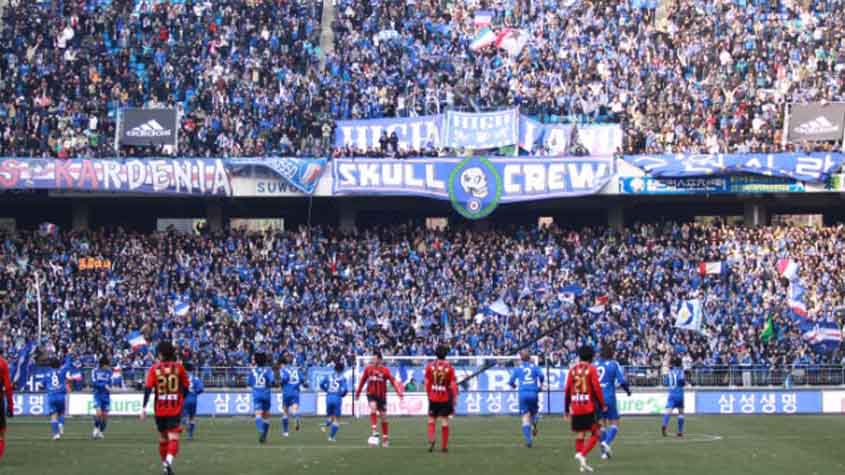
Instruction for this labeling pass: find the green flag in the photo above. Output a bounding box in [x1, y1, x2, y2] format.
[761, 316, 775, 344]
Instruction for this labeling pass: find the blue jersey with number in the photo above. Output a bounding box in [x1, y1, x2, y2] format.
[508, 363, 544, 395]
[595, 359, 627, 403]
[280, 366, 304, 396]
[45, 368, 69, 397]
[320, 373, 348, 398]
[186, 374, 205, 404]
[92, 369, 111, 397]
[248, 367, 275, 400]
[664, 367, 686, 399]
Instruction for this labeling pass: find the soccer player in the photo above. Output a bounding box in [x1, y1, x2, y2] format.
[141, 342, 190, 475]
[662, 357, 687, 437]
[248, 353, 274, 443]
[508, 350, 544, 448]
[45, 358, 71, 440]
[91, 356, 112, 439]
[425, 345, 457, 453]
[0, 351, 14, 462]
[354, 351, 404, 447]
[279, 354, 306, 437]
[564, 345, 606, 473]
[182, 362, 204, 440]
[319, 361, 348, 442]
[596, 345, 631, 459]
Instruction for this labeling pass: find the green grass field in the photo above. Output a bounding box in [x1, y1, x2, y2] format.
[1, 415, 844, 475]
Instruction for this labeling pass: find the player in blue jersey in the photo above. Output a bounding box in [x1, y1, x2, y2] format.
[320, 362, 348, 442]
[249, 353, 274, 443]
[91, 356, 112, 439]
[595, 345, 631, 459]
[45, 358, 70, 440]
[279, 354, 306, 437]
[182, 362, 204, 440]
[662, 357, 687, 437]
[508, 351, 545, 448]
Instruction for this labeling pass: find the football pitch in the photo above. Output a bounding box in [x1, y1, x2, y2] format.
[1, 415, 844, 475]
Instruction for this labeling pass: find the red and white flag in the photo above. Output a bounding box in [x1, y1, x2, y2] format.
[698, 261, 724, 276]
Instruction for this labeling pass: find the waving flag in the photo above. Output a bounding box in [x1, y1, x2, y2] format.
[495, 28, 529, 57]
[474, 10, 493, 28]
[588, 295, 609, 314]
[777, 259, 799, 281]
[800, 320, 842, 352]
[698, 261, 725, 276]
[488, 296, 511, 317]
[126, 331, 147, 352]
[171, 300, 190, 317]
[674, 299, 704, 333]
[558, 284, 584, 304]
[11, 342, 36, 390]
[787, 281, 808, 319]
[470, 28, 497, 51]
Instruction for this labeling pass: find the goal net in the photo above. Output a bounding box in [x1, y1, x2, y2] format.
[351, 355, 538, 418]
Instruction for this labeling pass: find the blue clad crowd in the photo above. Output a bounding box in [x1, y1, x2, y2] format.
[2, 0, 845, 158]
[1, 223, 843, 380]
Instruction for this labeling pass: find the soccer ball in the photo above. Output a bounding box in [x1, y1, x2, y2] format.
[367, 436, 380, 447]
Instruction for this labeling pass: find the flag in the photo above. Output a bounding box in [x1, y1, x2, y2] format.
[674, 299, 704, 333]
[761, 316, 775, 344]
[588, 295, 609, 314]
[495, 28, 529, 57]
[488, 296, 511, 317]
[126, 331, 147, 352]
[558, 284, 583, 304]
[470, 28, 497, 51]
[474, 10, 493, 28]
[698, 261, 725, 276]
[11, 342, 36, 390]
[800, 320, 842, 352]
[38, 222, 58, 237]
[171, 300, 190, 317]
[777, 258, 799, 281]
[787, 281, 808, 319]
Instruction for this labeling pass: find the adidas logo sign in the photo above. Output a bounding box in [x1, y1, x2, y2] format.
[126, 119, 172, 138]
[794, 116, 839, 136]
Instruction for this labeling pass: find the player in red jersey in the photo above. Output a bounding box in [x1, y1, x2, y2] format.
[141, 342, 190, 475]
[354, 351, 404, 447]
[0, 352, 14, 462]
[564, 345, 606, 473]
[425, 345, 458, 453]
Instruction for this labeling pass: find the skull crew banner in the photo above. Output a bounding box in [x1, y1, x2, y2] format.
[332, 157, 613, 219]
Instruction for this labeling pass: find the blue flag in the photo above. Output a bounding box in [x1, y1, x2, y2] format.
[11, 342, 36, 390]
[674, 299, 704, 333]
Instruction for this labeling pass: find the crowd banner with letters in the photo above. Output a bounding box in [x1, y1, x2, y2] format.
[333, 115, 444, 152]
[444, 109, 519, 149]
[618, 176, 813, 194]
[227, 157, 327, 194]
[332, 157, 613, 218]
[622, 153, 845, 183]
[118, 108, 178, 147]
[520, 117, 622, 156]
[786, 103, 845, 143]
[78, 257, 112, 271]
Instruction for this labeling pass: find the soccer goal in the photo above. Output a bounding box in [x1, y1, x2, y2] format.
[352, 355, 537, 418]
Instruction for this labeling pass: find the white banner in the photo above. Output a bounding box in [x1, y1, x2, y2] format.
[822, 391, 845, 413]
[68, 393, 153, 416]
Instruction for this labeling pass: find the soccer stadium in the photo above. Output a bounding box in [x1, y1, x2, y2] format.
[1, 0, 845, 474]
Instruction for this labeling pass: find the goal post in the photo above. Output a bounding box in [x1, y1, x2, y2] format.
[352, 355, 539, 418]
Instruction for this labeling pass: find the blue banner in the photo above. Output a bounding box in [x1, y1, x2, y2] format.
[444, 109, 519, 149]
[334, 115, 444, 152]
[696, 390, 822, 414]
[520, 117, 622, 156]
[618, 176, 811, 194]
[332, 157, 613, 210]
[228, 157, 327, 194]
[623, 153, 845, 183]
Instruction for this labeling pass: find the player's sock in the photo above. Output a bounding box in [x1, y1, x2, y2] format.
[441, 425, 449, 450]
[51, 421, 60, 436]
[58, 415, 65, 426]
[381, 421, 389, 439]
[262, 420, 270, 437]
[677, 416, 685, 434]
[606, 425, 618, 444]
[93, 418, 100, 431]
[282, 416, 289, 433]
[0, 439, 5, 460]
[188, 422, 195, 438]
[158, 441, 168, 462]
[582, 430, 600, 455]
[167, 439, 180, 463]
[427, 420, 435, 442]
[661, 413, 670, 429]
[330, 423, 339, 439]
[369, 413, 378, 433]
[575, 438, 584, 454]
[255, 416, 264, 434]
[101, 419, 107, 433]
[325, 418, 332, 428]
[521, 423, 532, 446]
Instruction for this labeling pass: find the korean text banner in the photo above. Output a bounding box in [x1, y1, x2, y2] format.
[334, 115, 444, 152]
[332, 157, 613, 203]
[622, 153, 845, 183]
[695, 390, 822, 415]
[444, 108, 519, 149]
[0, 158, 232, 195]
[618, 176, 810, 195]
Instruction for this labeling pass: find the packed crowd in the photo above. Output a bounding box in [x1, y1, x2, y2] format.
[2, 0, 845, 159]
[1, 223, 843, 378]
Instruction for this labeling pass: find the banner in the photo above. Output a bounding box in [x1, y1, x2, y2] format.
[119, 108, 177, 146]
[674, 299, 703, 333]
[696, 390, 822, 414]
[78, 257, 112, 271]
[227, 158, 327, 194]
[444, 109, 519, 149]
[623, 153, 845, 183]
[334, 115, 443, 152]
[0, 159, 232, 195]
[786, 103, 845, 142]
[618, 176, 812, 195]
[519, 118, 622, 156]
[333, 157, 612, 218]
